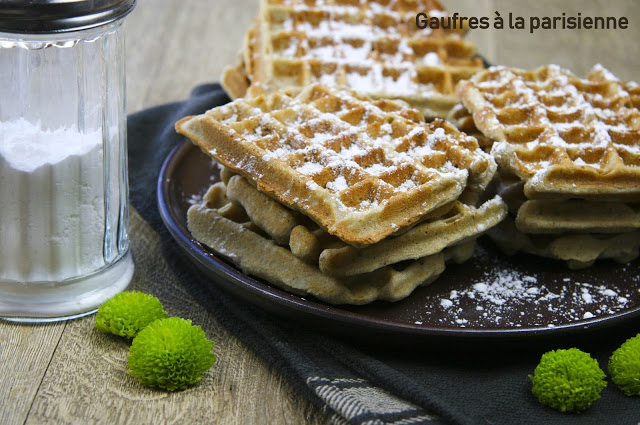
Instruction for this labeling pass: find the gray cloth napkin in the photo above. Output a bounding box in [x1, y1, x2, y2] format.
[127, 83, 640, 425]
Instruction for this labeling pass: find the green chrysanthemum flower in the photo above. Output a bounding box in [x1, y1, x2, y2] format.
[529, 348, 606, 413]
[609, 334, 640, 396]
[128, 317, 216, 391]
[95, 291, 168, 338]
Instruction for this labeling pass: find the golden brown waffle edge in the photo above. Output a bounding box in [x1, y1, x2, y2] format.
[177, 84, 497, 246]
[222, 0, 485, 119]
[455, 64, 640, 202]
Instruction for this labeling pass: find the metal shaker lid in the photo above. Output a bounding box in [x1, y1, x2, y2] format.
[0, 0, 136, 34]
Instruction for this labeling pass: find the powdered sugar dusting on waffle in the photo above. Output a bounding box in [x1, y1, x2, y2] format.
[178, 84, 500, 244]
[458, 65, 640, 190]
[219, 89, 480, 211]
[271, 2, 449, 84]
[252, 0, 483, 118]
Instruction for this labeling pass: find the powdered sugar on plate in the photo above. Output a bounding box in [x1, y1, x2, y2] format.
[427, 244, 638, 329]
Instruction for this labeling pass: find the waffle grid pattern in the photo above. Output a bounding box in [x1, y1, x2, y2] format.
[456, 65, 640, 199]
[248, 0, 484, 118]
[177, 85, 496, 244]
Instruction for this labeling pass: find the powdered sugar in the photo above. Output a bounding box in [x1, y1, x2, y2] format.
[216, 88, 486, 211]
[469, 65, 640, 177]
[297, 162, 325, 175]
[326, 175, 348, 192]
[432, 245, 637, 328]
[264, 0, 475, 98]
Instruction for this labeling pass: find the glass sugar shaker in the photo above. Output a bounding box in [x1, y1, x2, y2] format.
[0, 0, 136, 321]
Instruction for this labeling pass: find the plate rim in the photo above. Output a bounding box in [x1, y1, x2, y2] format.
[157, 139, 640, 341]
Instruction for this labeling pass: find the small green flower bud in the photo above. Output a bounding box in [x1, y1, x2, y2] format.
[529, 348, 606, 413]
[609, 334, 640, 396]
[95, 291, 168, 339]
[128, 317, 216, 391]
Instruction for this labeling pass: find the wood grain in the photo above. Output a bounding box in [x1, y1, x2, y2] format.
[0, 322, 65, 424]
[21, 210, 328, 425]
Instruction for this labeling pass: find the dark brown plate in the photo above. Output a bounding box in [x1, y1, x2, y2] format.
[158, 140, 640, 344]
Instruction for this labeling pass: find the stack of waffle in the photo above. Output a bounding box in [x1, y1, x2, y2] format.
[221, 0, 484, 119]
[452, 64, 640, 268]
[176, 84, 506, 304]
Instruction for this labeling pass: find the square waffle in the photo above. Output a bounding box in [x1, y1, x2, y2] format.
[453, 65, 640, 267]
[487, 217, 640, 270]
[176, 84, 497, 245]
[481, 168, 640, 268]
[232, 0, 484, 119]
[221, 172, 505, 276]
[456, 64, 640, 201]
[186, 175, 500, 304]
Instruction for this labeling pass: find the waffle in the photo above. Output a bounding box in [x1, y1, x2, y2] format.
[226, 174, 299, 244]
[317, 198, 504, 276]
[627, 81, 640, 109]
[456, 64, 640, 201]
[488, 217, 640, 270]
[229, 0, 484, 119]
[446, 102, 491, 150]
[222, 173, 506, 276]
[221, 62, 251, 101]
[176, 84, 497, 245]
[221, 17, 259, 100]
[187, 180, 482, 304]
[515, 200, 640, 234]
[483, 170, 640, 267]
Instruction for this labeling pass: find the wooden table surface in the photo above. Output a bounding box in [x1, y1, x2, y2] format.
[1, 1, 638, 424]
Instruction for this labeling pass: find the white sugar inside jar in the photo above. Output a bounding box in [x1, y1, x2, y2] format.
[0, 0, 136, 321]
